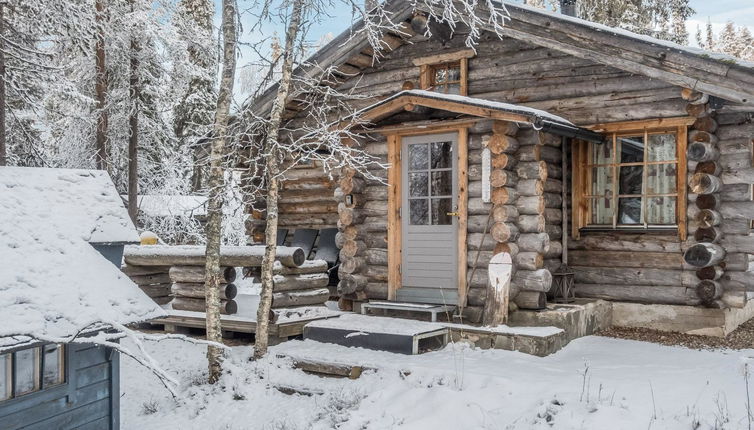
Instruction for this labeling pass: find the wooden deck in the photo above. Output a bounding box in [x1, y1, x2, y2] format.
[150, 307, 342, 340]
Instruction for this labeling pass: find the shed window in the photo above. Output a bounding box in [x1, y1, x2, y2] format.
[572, 121, 689, 239]
[0, 344, 65, 402]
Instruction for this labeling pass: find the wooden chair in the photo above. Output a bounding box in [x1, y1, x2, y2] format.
[314, 228, 340, 287]
[290, 228, 319, 260]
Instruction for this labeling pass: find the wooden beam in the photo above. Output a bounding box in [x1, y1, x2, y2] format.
[586, 117, 696, 133]
[412, 48, 476, 66]
[387, 134, 401, 300]
[457, 126, 469, 307]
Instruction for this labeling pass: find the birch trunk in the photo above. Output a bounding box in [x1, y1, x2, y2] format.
[0, 4, 5, 166]
[204, 0, 237, 384]
[95, 0, 108, 170]
[253, 0, 304, 360]
[127, 1, 139, 223]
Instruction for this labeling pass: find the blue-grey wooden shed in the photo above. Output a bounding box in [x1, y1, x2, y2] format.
[0, 167, 165, 430]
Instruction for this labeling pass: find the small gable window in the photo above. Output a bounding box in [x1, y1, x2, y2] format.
[572, 119, 693, 240]
[414, 49, 473, 96]
[0, 344, 65, 402]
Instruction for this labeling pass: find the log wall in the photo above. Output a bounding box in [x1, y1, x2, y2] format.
[253, 29, 754, 312]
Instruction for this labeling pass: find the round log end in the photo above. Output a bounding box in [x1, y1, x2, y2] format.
[224, 299, 238, 315]
[696, 280, 722, 303]
[291, 248, 306, 266]
[684, 243, 725, 268]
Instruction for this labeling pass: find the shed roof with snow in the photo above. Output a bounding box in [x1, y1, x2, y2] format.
[0, 167, 164, 350]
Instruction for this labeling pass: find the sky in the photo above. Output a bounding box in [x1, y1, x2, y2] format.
[218, 0, 754, 103]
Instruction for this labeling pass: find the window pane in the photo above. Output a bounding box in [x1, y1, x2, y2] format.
[591, 167, 613, 197]
[619, 135, 644, 163]
[646, 196, 677, 225]
[591, 141, 613, 165]
[431, 171, 452, 196]
[446, 67, 460, 81]
[14, 348, 39, 396]
[590, 197, 614, 225]
[619, 165, 643, 195]
[646, 164, 677, 195]
[648, 134, 676, 161]
[43, 345, 63, 387]
[445, 83, 461, 95]
[408, 144, 428, 170]
[434, 67, 448, 83]
[409, 172, 428, 197]
[618, 197, 642, 225]
[431, 142, 452, 169]
[409, 199, 428, 225]
[431, 198, 453, 225]
[0, 354, 9, 401]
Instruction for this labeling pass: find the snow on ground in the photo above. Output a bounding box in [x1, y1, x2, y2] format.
[121, 335, 754, 429]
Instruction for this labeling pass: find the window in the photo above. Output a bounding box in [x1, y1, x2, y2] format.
[572, 119, 692, 239]
[426, 61, 463, 95]
[0, 344, 65, 402]
[407, 140, 454, 225]
[414, 49, 473, 96]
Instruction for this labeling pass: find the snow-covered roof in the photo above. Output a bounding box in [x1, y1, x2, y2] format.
[364, 90, 575, 126]
[129, 194, 208, 217]
[0, 167, 164, 350]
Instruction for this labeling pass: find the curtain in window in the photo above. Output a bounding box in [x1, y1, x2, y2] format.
[645, 134, 676, 225]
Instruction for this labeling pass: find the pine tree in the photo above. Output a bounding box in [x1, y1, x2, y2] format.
[576, 0, 693, 44]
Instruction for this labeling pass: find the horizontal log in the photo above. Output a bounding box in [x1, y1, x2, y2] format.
[365, 282, 388, 300]
[493, 120, 520, 136]
[121, 265, 170, 276]
[494, 242, 520, 258]
[486, 134, 519, 154]
[139, 284, 171, 298]
[516, 179, 543, 196]
[575, 284, 700, 306]
[124, 245, 306, 267]
[467, 233, 496, 251]
[572, 266, 698, 287]
[516, 195, 545, 215]
[172, 297, 238, 315]
[570, 233, 681, 252]
[493, 204, 519, 223]
[491, 222, 520, 243]
[491, 187, 519, 205]
[720, 235, 754, 253]
[516, 161, 548, 181]
[365, 248, 388, 266]
[274, 273, 330, 292]
[517, 214, 545, 233]
[467, 215, 493, 233]
[130, 273, 172, 286]
[513, 269, 552, 293]
[337, 273, 369, 295]
[517, 233, 550, 253]
[513, 291, 546, 310]
[569, 250, 684, 269]
[171, 283, 237, 300]
[721, 167, 754, 185]
[169, 266, 236, 284]
[717, 201, 754, 220]
[517, 144, 541, 162]
[544, 241, 562, 258]
[514, 252, 544, 270]
[272, 288, 330, 308]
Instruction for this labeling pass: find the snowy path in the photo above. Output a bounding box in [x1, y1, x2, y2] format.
[121, 336, 754, 429]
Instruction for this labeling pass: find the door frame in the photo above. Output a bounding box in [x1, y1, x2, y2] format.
[385, 124, 469, 306]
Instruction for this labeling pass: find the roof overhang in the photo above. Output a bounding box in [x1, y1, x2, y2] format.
[352, 90, 606, 142]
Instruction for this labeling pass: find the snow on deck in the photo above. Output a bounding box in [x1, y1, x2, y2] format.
[306, 313, 447, 336]
[0, 167, 163, 349]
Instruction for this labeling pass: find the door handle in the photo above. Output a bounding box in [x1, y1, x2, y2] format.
[446, 212, 460, 217]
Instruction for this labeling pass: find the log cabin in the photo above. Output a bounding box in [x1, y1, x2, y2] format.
[0, 167, 164, 429]
[244, 1, 754, 335]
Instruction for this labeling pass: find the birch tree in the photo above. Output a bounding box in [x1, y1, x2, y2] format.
[203, 0, 238, 383]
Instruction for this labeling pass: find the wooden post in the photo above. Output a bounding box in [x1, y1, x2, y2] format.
[482, 253, 513, 326]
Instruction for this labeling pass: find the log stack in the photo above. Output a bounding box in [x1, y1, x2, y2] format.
[465, 120, 521, 322]
[245, 260, 331, 309]
[336, 165, 371, 309]
[682, 89, 749, 308]
[123, 245, 330, 314]
[169, 266, 239, 315]
[121, 265, 173, 305]
[511, 128, 555, 310]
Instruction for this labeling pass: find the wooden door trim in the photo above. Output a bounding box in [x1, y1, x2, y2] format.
[386, 126, 469, 305]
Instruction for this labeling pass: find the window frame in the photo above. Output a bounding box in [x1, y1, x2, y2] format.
[414, 49, 473, 97]
[0, 344, 66, 403]
[573, 118, 693, 240]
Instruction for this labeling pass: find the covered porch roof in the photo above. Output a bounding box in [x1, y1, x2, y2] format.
[354, 90, 606, 143]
